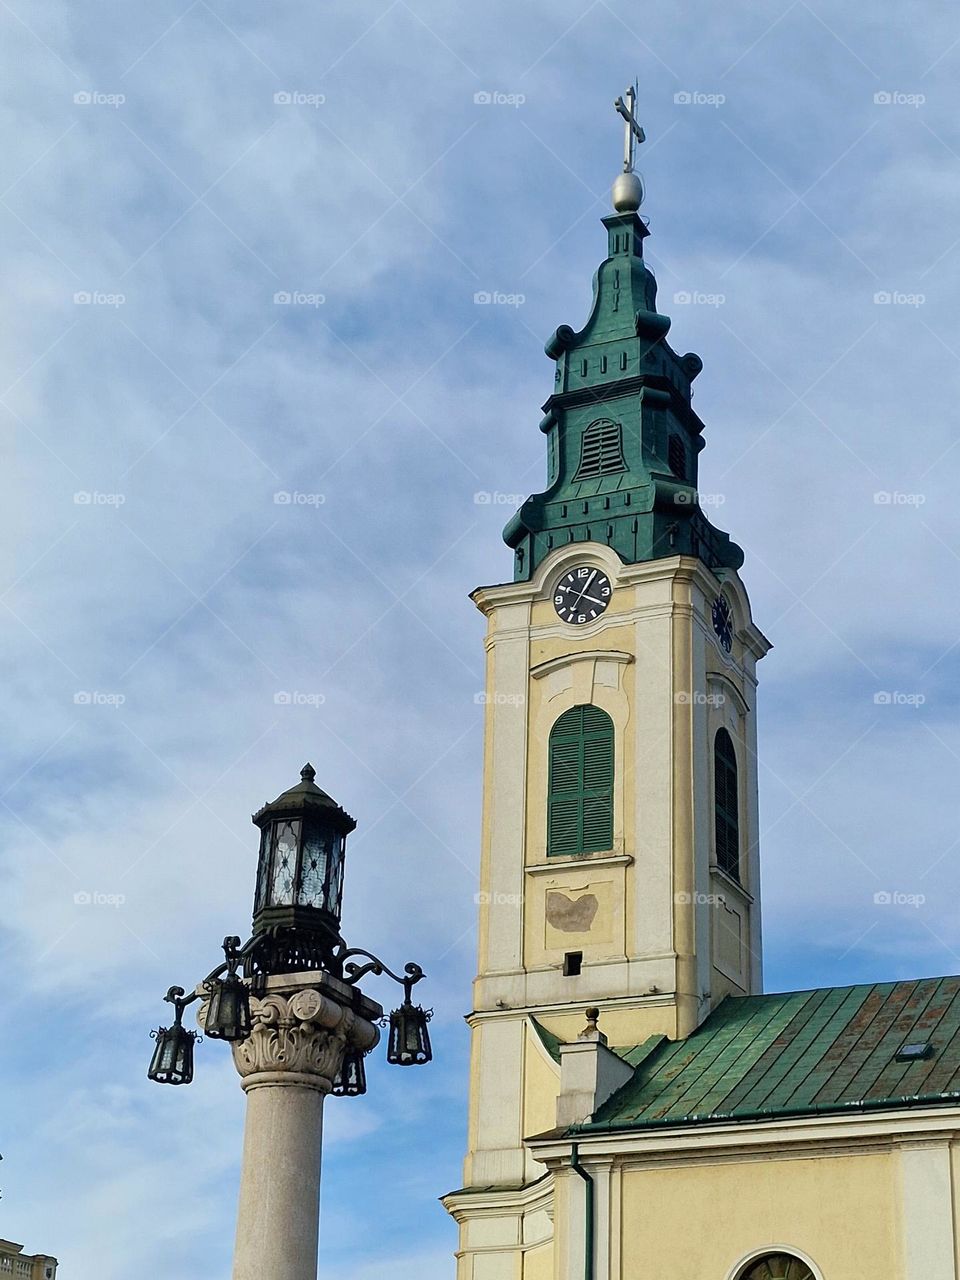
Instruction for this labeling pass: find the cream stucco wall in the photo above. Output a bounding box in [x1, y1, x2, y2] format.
[622, 1151, 897, 1278]
[525, 1110, 960, 1280]
[450, 542, 771, 1280]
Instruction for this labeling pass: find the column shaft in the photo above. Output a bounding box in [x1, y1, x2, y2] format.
[233, 1081, 326, 1280]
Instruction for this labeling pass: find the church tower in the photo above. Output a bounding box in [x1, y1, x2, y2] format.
[445, 90, 771, 1277]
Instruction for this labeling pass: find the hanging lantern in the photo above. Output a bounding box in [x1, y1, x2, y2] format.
[148, 987, 200, 1085]
[250, 763, 356, 975]
[331, 1044, 368, 1097]
[204, 937, 252, 1042]
[386, 998, 433, 1066]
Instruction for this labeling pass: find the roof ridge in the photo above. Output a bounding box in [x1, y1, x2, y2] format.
[755, 973, 960, 1001]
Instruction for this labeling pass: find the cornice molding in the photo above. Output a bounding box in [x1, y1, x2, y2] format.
[530, 649, 634, 679]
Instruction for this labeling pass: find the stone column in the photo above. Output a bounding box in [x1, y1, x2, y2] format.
[221, 973, 381, 1280]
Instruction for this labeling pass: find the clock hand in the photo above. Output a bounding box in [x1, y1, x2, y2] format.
[569, 570, 597, 611]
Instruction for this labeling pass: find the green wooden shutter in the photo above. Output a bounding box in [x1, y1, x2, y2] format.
[548, 705, 614, 856]
[714, 728, 740, 879]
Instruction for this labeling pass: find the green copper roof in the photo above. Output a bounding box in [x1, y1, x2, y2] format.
[503, 211, 743, 581]
[532, 1017, 564, 1064]
[578, 976, 960, 1132]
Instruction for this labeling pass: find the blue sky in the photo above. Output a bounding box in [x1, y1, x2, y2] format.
[2, 0, 960, 1275]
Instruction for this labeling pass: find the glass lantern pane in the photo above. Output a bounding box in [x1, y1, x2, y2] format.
[333, 835, 345, 912]
[254, 828, 270, 912]
[268, 819, 300, 905]
[298, 824, 333, 909]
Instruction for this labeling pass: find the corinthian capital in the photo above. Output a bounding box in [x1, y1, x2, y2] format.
[226, 982, 380, 1093]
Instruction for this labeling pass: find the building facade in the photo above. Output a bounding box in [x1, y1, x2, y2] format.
[443, 107, 960, 1280]
[0, 1241, 56, 1280]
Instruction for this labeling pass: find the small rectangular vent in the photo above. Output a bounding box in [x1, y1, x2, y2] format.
[563, 951, 583, 977]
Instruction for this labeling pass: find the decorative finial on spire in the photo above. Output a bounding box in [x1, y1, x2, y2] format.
[612, 81, 645, 213]
[300, 762, 316, 783]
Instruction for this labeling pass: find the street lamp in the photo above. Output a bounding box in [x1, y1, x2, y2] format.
[147, 763, 432, 1085]
[146, 763, 433, 1280]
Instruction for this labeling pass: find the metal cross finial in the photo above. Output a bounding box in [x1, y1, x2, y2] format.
[615, 82, 645, 173]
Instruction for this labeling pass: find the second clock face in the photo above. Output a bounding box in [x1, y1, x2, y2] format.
[554, 567, 612, 624]
[712, 594, 734, 652]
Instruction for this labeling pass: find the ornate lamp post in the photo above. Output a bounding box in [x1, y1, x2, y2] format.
[148, 764, 431, 1280]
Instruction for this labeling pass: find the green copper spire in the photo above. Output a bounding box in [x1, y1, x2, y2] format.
[503, 91, 743, 582]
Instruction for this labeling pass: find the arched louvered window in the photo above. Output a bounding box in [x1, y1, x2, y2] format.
[574, 418, 626, 480]
[714, 728, 740, 880]
[668, 432, 686, 479]
[548, 704, 614, 857]
[738, 1254, 815, 1280]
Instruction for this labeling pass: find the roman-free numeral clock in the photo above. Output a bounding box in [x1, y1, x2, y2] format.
[554, 567, 612, 624]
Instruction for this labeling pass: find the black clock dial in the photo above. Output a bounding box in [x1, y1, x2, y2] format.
[554, 567, 612, 624]
[712, 594, 733, 652]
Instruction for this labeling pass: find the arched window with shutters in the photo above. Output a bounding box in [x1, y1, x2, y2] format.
[736, 1253, 815, 1280]
[547, 704, 615, 857]
[714, 727, 740, 880]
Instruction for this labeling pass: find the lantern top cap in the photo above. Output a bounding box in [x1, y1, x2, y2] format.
[252, 762, 357, 833]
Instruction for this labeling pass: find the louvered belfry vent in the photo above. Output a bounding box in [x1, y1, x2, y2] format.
[574, 418, 627, 480]
[668, 432, 686, 479]
[547, 704, 614, 857]
[714, 728, 740, 880]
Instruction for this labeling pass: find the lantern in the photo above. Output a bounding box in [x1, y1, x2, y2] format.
[386, 997, 433, 1066]
[204, 937, 252, 1042]
[251, 763, 356, 975]
[331, 1045, 368, 1097]
[148, 987, 200, 1085]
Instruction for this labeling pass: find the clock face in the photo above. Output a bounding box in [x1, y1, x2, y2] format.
[712, 594, 734, 652]
[554, 567, 612, 624]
